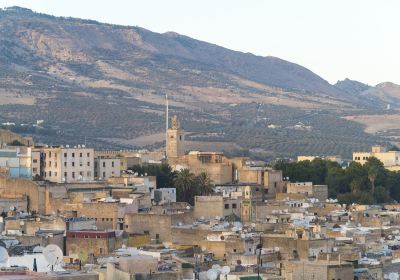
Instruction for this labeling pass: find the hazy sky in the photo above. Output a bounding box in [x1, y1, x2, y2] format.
[1, 0, 399, 85]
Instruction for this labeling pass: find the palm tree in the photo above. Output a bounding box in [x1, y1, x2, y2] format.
[195, 172, 214, 196]
[173, 169, 196, 204]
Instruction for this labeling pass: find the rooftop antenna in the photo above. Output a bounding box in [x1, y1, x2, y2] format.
[165, 93, 169, 159]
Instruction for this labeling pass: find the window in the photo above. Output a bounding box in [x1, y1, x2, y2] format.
[72, 162, 75, 167]
[49, 152, 51, 157]
[99, 248, 103, 254]
[64, 172, 67, 178]
[49, 171, 52, 177]
[33, 159, 38, 163]
[48, 161, 52, 167]
[103, 172, 106, 178]
[232, 203, 237, 209]
[55, 162, 57, 168]
[72, 172, 75, 178]
[80, 153, 82, 158]
[33, 168, 37, 172]
[79, 171, 83, 177]
[87, 171, 91, 177]
[102, 162, 106, 167]
[95, 172, 98, 177]
[87, 153, 90, 157]
[64, 153, 67, 158]
[80, 162, 83, 166]
[112, 161, 114, 167]
[55, 172, 57, 177]
[72, 153, 75, 158]
[87, 162, 90, 166]
[54, 152, 57, 158]
[224, 204, 229, 209]
[64, 162, 67, 167]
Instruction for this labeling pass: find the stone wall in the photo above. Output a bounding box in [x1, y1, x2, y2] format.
[0, 176, 45, 213]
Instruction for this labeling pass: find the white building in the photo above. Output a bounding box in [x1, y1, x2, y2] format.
[151, 188, 176, 205]
[41, 146, 94, 183]
[94, 157, 121, 179]
[0, 147, 32, 178]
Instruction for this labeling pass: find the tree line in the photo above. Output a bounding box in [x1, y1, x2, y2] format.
[274, 157, 400, 204]
[129, 164, 213, 205]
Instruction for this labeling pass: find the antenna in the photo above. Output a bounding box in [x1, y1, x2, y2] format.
[43, 244, 63, 271]
[0, 247, 9, 267]
[165, 94, 169, 159]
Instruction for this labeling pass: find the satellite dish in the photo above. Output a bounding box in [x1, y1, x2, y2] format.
[0, 247, 9, 265]
[206, 269, 219, 280]
[221, 266, 230, 275]
[19, 221, 25, 226]
[211, 264, 221, 271]
[43, 244, 63, 268]
[33, 246, 44, 253]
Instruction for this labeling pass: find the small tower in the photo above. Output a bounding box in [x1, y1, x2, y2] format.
[166, 115, 184, 158]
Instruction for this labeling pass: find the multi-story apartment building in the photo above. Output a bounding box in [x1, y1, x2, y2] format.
[41, 146, 94, 183]
[94, 157, 121, 179]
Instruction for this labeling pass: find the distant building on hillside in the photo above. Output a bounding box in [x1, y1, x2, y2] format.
[353, 145, 400, 170]
[297, 155, 342, 165]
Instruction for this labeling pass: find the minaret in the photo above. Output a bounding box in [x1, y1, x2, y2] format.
[167, 115, 184, 158]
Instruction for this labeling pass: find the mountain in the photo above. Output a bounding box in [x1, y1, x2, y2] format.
[335, 78, 371, 94]
[0, 7, 386, 158]
[360, 82, 400, 105]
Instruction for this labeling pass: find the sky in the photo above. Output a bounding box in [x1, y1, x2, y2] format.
[1, 0, 399, 85]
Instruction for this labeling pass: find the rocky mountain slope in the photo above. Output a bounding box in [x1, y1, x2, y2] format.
[0, 7, 392, 158]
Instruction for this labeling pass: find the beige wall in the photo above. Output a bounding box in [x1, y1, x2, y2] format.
[124, 212, 193, 242]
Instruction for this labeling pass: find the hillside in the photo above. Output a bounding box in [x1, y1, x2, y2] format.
[0, 7, 388, 158]
[335, 78, 371, 94]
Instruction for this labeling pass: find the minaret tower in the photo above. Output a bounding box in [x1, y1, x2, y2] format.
[166, 115, 184, 158]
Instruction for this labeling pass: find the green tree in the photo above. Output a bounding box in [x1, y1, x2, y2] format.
[130, 164, 176, 189]
[386, 172, 400, 202]
[195, 172, 214, 196]
[326, 166, 348, 197]
[173, 169, 197, 205]
[364, 157, 386, 193]
[374, 186, 389, 203]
